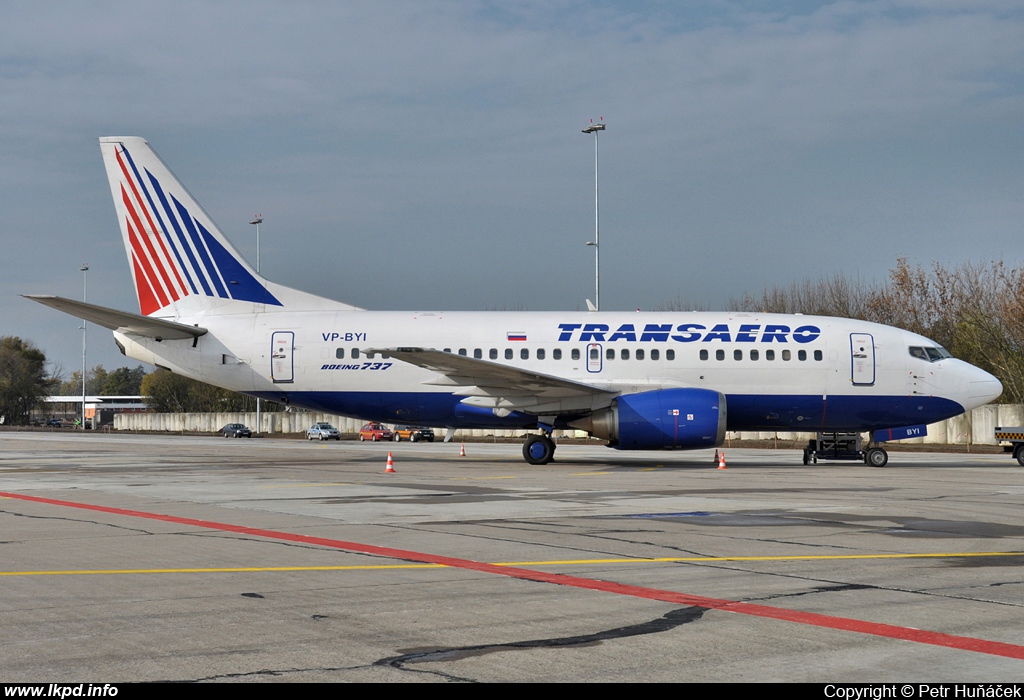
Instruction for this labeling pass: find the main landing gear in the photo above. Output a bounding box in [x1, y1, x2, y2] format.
[523, 434, 556, 465]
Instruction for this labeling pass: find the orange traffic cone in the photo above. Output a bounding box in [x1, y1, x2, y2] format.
[717, 451, 727, 470]
[459, 443, 466, 457]
[713, 449, 719, 465]
[385, 452, 396, 473]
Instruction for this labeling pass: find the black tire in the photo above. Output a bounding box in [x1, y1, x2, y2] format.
[802, 449, 810, 465]
[523, 435, 555, 465]
[1014, 444, 1024, 466]
[865, 447, 888, 467]
[393, 433, 400, 442]
[411, 434, 418, 443]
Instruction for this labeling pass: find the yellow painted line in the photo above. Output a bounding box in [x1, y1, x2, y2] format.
[2, 551, 1021, 576]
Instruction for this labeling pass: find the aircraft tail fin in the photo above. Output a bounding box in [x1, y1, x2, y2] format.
[99, 136, 284, 316]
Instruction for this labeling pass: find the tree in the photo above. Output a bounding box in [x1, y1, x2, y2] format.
[0, 337, 53, 425]
[101, 366, 147, 395]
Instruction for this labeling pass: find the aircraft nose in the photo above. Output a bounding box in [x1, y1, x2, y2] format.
[965, 365, 1002, 408]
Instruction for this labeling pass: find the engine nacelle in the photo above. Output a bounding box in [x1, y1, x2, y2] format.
[570, 388, 726, 450]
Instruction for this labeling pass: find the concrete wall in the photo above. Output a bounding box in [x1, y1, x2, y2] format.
[114, 404, 1024, 444]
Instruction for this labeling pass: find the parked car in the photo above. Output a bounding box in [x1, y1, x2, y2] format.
[358, 422, 393, 442]
[391, 425, 435, 442]
[221, 423, 252, 438]
[46, 418, 65, 428]
[307, 422, 342, 441]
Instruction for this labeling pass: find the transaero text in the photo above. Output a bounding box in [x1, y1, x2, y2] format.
[557, 322, 822, 344]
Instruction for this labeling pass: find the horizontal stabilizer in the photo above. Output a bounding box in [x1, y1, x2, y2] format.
[23, 295, 207, 340]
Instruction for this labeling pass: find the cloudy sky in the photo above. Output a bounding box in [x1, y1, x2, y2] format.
[4, 1, 1024, 375]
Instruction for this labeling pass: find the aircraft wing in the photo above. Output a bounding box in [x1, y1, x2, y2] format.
[23, 295, 207, 340]
[371, 347, 618, 414]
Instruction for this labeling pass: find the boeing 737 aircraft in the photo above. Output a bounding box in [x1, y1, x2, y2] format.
[26, 137, 1003, 465]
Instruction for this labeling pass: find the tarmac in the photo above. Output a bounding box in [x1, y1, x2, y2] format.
[1, 431, 1022, 682]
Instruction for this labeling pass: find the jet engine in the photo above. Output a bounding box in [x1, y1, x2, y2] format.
[570, 388, 726, 450]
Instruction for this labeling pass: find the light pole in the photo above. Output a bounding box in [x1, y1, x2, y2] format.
[80, 263, 89, 429]
[250, 215, 263, 434]
[582, 118, 605, 311]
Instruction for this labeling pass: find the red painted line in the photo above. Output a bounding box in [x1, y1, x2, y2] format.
[4, 490, 1023, 660]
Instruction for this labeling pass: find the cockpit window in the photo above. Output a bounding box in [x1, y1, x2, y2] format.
[909, 345, 952, 363]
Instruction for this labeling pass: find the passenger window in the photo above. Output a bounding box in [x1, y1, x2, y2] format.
[521, 348, 529, 360]
[458, 348, 467, 357]
[490, 348, 498, 360]
[734, 349, 742, 361]
[666, 349, 675, 361]
[537, 348, 546, 360]
[505, 348, 513, 360]
[766, 349, 775, 361]
[336, 348, 345, 359]
[352, 348, 360, 359]
[590, 348, 599, 360]
[606, 348, 614, 360]
[572, 349, 580, 360]
[473, 349, 482, 359]
[636, 349, 644, 360]
[553, 349, 562, 360]
[716, 349, 725, 361]
[651, 349, 660, 361]
[782, 349, 791, 361]
[621, 349, 629, 360]
[798, 350, 807, 361]
[443, 348, 451, 353]
[699, 349, 708, 361]
[750, 349, 759, 361]
[814, 350, 823, 361]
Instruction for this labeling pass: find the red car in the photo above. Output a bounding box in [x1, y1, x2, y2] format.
[358, 422, 393, 442]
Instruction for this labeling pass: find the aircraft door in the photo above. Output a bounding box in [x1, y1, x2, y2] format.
[587, 343, 603, 373]
[271, 331, 294, 383]
[850, 333, 875, 386]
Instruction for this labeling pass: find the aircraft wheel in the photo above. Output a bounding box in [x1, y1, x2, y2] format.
[1014, 444, 1024, 466]
[865, 447, 888, 467]
[523, 435, 555, 465]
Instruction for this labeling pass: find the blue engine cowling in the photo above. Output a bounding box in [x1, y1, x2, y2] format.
[570, 388, 727, 450]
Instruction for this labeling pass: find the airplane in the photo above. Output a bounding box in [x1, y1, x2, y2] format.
[26, 137, 1004, 466]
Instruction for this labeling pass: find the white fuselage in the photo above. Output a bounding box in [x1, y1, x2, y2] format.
[115, 308, 1001, 433]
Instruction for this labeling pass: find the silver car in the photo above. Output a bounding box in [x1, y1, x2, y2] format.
[306, 422, 341, 441]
